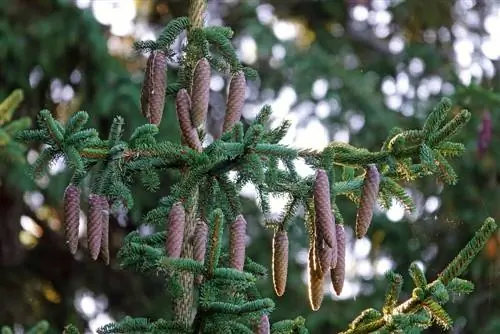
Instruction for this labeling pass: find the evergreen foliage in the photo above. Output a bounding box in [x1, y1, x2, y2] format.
[2, 1, 499, 333]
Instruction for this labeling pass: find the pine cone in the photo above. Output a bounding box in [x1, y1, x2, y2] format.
[141, 50, 167, 125]
[190, 58, 211, 128]
[331, 224, 346, 295]
[355, 164, 380, 238]
[99, 196, 110, 265]
[256, 314, 270, 334]
[272, 229, 289, 297]
[229, 214, 247, 271]
[165, 202, 186, 258]
[223, 71, 246, 133]
[63, 184, 80, 254]
[308, 247, 324, 311]
[314, 169, 336, 248]
[87, 194, 103, 260]
[176, 89, 202, 152]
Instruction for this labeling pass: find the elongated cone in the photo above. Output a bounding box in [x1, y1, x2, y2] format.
[194, 219, 209, 284]
[99, 196, 110, 265]
[190, 58, 211, 128]
[176, 89, 202, 152]
[141, 50, 167, 125]
[256, 314, 270, 334]
[229, 214, 247, 271]
[64, 184, 80, 254]
[308, 247, 324, 311]
[272, 230, 289, 296]
[331, 224, 346, 295]
[165, 202, 186, 258]
[315, 237, 332, 275]
[87, 194, 103, 260]
[223, 71, 246, 133]
[314, 169, 336, 248]
[355, 164, 380, 239]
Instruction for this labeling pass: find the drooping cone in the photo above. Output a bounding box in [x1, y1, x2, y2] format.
[141, 50, 167, 125]
[355, 164, 380, 239]
[229, 214, 247, 271]
[272, 229, 289, 297]
[165, 202, 186, 258]
[63, 184, 80, 254]
[308, 247, 324, 311]
[99, 196, 110, 265]
[256, 314, 270, 334]
[190, 58, 211, 128]
[176, 89, 202, 152]
[223, 71, 246, 133]
[331, 224, 346, 295]
[87, 194, 103, 260]
[314, 169, 336, 248]
[193, 219, 209, 284]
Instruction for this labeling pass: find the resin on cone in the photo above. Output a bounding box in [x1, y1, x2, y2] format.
[314, 169, 336, 248]
[99, 195, 110, 265]
[190, 58, 211, 128]
[176, 89, 202, 152]
[229, 214, 247, 271]
[140, 50, 167, 125]
[331, 224, 346, 295]
[87, 194, 103, 260]
[165, 202, 186, 258]
[63, 184, 80, 254]
[223, 71, 246, 133]
[355, 164, 380, 238]
[308, 247, 324, 311]
[272, 229, 289, 297]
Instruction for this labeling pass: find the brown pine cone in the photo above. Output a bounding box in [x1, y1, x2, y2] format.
[272, 229, 289, 297]
[193, 219, 209, 284]
[308, 247, 324, 311]
[87, 194, 103, 260]
[314, 169, 336, 248]
[315, 238, 332, 275]
[355, 164, 380, 238]
[223, 71, 246, 133]
[229, 214, 247, 271]
[63, 184, 81, 254]
[99, 196, 110, 265]
[141, 50, 167, 125]
[165, 202, 186, 258]
[176, 89, 202, 152]
[331, 224, 346, 295]
[190, 58, 211, 128]
[256, 314, 270, 334]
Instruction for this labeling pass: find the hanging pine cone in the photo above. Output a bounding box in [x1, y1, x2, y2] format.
[193, 219, 209, 284]
[99, 196, 110, 265]
[165, 202, 186, 258]
[64, 184, 80, 254]
[331, 224, 346, 295]
[223, 71, 246, 133]
[176, 88, 202, 152]
[229, 214, 247, 271]
[308, 247, 324, 311]
[256, 314, 270, 334]
[87, 194, 103, 260]
[272, 229, 289, 297]
[190, 58, 211, 128]
[140, 50, 167, 125]
[355, 164, 380, 239]
[314, 169, 336, 248]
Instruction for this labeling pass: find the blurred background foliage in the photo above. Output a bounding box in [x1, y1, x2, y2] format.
[1, 0, 499, 333]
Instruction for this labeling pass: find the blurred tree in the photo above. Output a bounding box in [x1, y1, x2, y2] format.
[0, 0, 499, 333]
